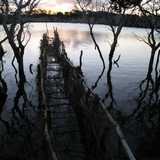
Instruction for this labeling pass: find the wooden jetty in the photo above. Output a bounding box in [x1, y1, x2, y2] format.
[39, 31, 136, 160]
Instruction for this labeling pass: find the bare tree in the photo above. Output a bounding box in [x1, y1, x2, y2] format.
[128, 0, 160, 117]
[76, 0, 106, 89]
[0, 64, 7, 108]
[139, 0, 160, 78]
[76, 0, 140, 107]
[0, 0, 40, 83]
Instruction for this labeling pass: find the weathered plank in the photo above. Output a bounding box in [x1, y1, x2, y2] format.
[42, 50, 86, 160]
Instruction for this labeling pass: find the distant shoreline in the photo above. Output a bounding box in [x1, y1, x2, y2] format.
[22, 17, 150, 29]
[0, 14, 159, 29]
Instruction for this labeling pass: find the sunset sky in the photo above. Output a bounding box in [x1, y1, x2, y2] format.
[38, 0, 76, 13]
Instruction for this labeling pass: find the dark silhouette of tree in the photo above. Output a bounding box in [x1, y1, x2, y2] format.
[110, 0, 142, 11]
[129, 0, 160, 117]
[76, 0, 139, 102]
[0, 67, 7, 108]
[0, 38, 7, 108]
[0, 0, 40, 83]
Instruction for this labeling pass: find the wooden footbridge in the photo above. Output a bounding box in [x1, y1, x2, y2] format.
[39, 31, 136, 160]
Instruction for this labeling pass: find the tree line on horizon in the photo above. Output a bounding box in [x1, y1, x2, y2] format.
[0, 1, 160, 159]
[1, 8, 160, 29]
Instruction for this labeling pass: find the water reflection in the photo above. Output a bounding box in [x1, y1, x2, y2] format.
[103, 62, 116, 109]
[83, 22, 160, 158]
[91, 66, 105, 90]
[0, 20, 43, 159]
[0, 43, 7, 108]
[46, 26, 106, 46]
[27, 23, 151, 114]
[0, 67, 7, 109]
[0, 59, 44, 160]
[130, 42, 160, 117]
[129, 48, 160, 120]
[123, 47, 160, 158]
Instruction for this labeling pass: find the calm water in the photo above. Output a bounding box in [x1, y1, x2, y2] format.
[1, 23, 159, 157]
[1, 23, 152, 114]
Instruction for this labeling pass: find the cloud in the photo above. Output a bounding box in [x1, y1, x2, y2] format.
[38, 0, 75, 12]
[56, 0, 74, 4]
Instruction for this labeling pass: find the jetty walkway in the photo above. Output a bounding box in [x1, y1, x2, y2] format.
[39, 31, 136, 160]
[43, 47, 85, 160]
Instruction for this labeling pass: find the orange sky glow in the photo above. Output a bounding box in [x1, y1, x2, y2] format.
[38, 0, 76, 13]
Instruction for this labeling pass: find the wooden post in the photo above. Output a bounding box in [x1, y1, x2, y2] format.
[79, 50, 83, 70]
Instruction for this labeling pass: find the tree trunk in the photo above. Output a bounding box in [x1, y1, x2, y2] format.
[17, 56, 26, 83]
[147, 49, 156, 79]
